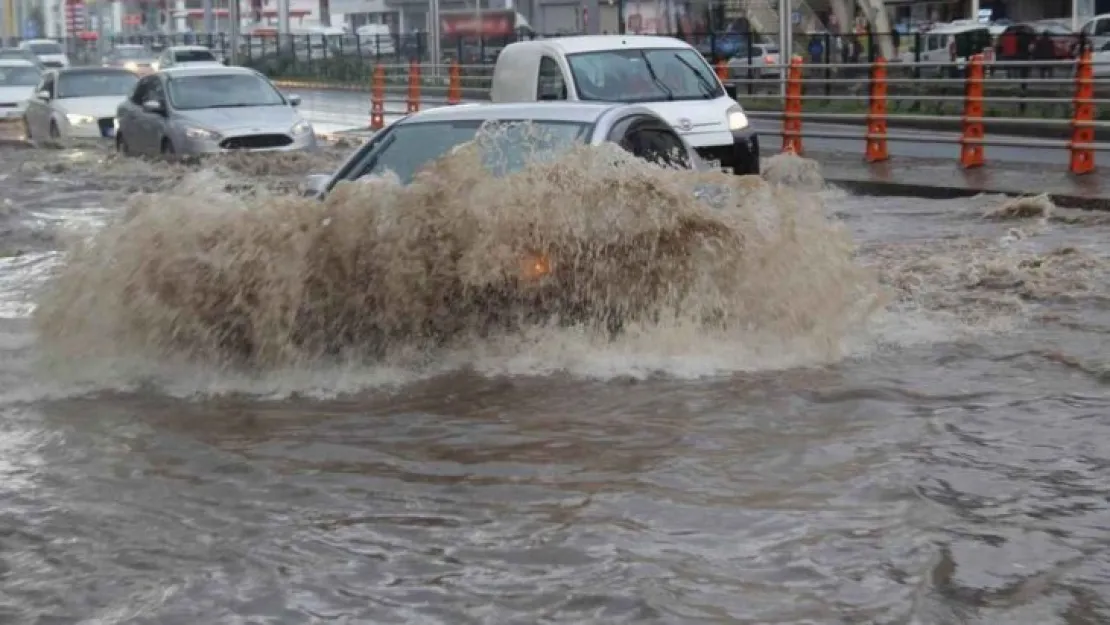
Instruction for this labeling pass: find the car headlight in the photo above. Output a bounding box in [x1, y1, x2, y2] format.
[184, 126, 221, 141]
[727, 106, 749, 131]
[151, 62, 160, 70]
[290, 119, 312, 135]
[124, 61, 138, 71]
[66, 113, 95, 125]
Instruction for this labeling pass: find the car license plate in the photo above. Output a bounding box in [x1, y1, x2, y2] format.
[101, 126, 116, 138]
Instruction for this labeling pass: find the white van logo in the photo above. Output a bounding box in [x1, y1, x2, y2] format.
[676, 118, 693, 132]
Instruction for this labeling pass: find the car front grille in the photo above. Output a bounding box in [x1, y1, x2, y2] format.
[219, 134, 293, 150]
[42, 61, 63, 68]
[0, 102, 17, 108]
[695, 145, 737, 169]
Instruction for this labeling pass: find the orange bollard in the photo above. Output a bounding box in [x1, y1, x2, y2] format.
[715, 59, 728, 82]
[1069, 50, 1096, 175]
[369, 65, 385, 130]
[447, 62, 461, 105]
[406, 60, 421, 114]
[781, 57, 804, 155]
[959, 54, 985, 169]
[865, 57, 889, 162]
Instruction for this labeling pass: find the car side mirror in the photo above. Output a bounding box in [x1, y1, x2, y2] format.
[36, 89, 50, 100]
[287, 94, 301, 106]
[301, 173, 330, 198]
[142, 99, 164, 114]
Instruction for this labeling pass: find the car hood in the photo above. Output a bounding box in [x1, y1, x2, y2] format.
[0, 85, 34, 103]
[177, 60, 223, 66]
[56, 95, 129, 118]
[637, 98, 734, 136]
[177, 105, 301, 133]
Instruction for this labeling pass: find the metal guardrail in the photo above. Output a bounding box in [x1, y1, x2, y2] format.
[293, 54, 1105, 175]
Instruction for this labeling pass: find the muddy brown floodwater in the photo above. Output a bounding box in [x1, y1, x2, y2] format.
[1, 138, 1109, 625]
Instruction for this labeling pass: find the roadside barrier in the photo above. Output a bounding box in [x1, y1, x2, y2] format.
[331, 56, 1109, 173]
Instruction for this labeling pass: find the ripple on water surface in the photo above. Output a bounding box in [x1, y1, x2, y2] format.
[0, 142, 1108, 624]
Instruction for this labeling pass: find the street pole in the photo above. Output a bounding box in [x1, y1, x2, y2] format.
[277, 0, 289, 34]
[202, 0, 213, 34]
[969, 0, 978, 21]
[1073, 0, 1078, 31]
[429, 0, 440, 71]
[229, 0, 240, 63]
[778, 0, 791, 97]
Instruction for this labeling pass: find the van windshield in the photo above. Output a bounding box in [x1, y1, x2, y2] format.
[566, 48, 724, 103]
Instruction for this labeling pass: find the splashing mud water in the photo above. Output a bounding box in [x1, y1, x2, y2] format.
[32, 139, 888, 379]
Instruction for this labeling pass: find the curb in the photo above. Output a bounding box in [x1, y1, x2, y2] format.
[826, 178, 1110, 211]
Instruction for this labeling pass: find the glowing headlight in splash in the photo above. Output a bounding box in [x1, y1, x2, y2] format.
[519, 253, 552, 280]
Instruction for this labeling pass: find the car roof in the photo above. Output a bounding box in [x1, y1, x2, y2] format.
[0, 58, 36, 67]
[167, 45, 213, 51]
[931, 22, 991, 34]
[160, 65, 256, 78]
[115, 44, 146, 49]
[395, 102, 632, 126]
[522, 35, 693, 56]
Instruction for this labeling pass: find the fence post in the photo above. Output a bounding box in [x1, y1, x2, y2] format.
[447, 62, 462, 105]
[406, 60, 421, 114]
[1069, 50, 1096, 175]
[369, 65, 385, 130]
[959, 54, 985, 169]
[781, 57, 804, 155]
[865, 56, 888, 163]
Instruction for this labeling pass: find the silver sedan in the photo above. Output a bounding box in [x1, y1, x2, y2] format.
[115, 65, 316, 157]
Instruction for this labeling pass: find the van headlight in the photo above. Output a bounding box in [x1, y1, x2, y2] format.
[727, 105, 749, 131]
[66, 113, 95, 125]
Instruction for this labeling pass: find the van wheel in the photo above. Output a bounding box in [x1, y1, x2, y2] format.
[48, 120, 62, 147]
[116, 133, 128, 155]
[161, 138, 175, 159]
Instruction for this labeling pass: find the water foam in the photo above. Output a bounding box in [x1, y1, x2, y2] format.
[31, 136, 887, 386]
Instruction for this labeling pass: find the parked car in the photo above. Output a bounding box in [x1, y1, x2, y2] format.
[0, 59, 41, 124]
[727, 42, 781, 79]
[115, 65, 316, 157]
[22, 67, 138, 143]
[18, 39, 69, 68]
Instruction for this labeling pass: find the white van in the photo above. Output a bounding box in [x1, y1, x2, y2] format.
[489, 35, 759, 175]
[1079, 13, 1110, 52]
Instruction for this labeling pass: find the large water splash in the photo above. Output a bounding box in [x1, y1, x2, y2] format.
[32, 137, 886, 378]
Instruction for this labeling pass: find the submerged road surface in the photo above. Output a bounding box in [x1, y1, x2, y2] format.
[287, 87, 1083, 167]
[0, 140, 1109, 624]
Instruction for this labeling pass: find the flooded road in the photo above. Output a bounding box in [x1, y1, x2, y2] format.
[1, 139, 1109, 625]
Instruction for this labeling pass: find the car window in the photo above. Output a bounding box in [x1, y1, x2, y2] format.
[354, 119, 591, 184]
[29, 42, 63, 55]
[40, 73, 55, 97]
[536, 55, 566, 100]
[175, 48, 216, 62]
[166, 73, 285, 110]
[1097, 20, 1110, 36]
[130, 75, 153, 103]
[0, 65, 41, 86]
[147, 79, 165, 103]
[115, 47, 148, 59]
[56, 70, 138, 98]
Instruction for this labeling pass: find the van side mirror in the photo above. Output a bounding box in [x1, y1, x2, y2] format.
[142, 99, 164, 114]
[36, 89, 50, 100]
[287, 94, 301, 106]
[302, 173, 330, 198]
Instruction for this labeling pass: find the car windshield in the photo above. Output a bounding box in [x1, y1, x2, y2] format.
[175, 49, 216, 62]
[29, 42, 63, 55]
[0, 66, 40, 86]
[115, 47, 150, 59]
[357, 119, 591, 184]
[56, 71, 138, 98]
[167, 73, 285, 110]
[0, 49, 30, 60]
[566, 48, 724, 102]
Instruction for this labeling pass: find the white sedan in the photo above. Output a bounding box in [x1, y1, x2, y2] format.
[0, 59, 40, 124]
[23, 67, 138, 143]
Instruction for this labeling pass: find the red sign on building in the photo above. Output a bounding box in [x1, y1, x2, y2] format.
[65, 0, 87, 36]
[440, 10, 517, 37]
